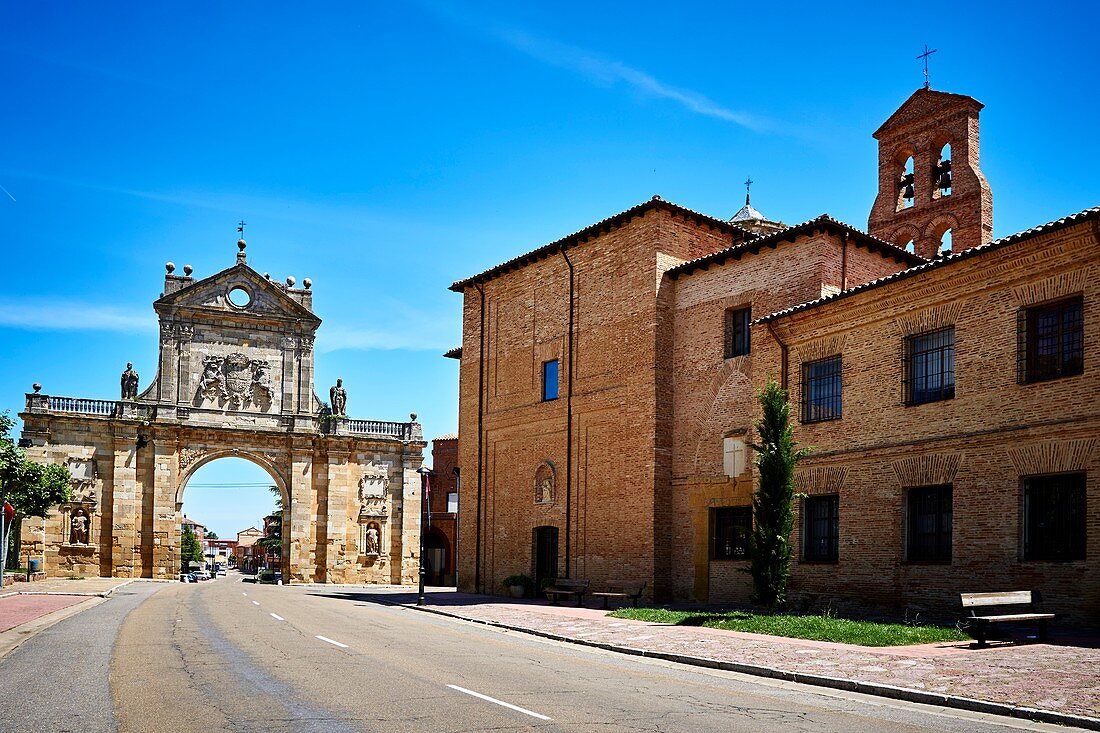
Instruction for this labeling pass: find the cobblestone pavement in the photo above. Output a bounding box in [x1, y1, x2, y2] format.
[0, 576, 137, 597]
[374, 589, 1100, 721]
[0, 594, 92, 632]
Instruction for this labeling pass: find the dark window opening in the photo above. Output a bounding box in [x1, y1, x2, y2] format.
[906, 485, 952, 563]
[801, 356, 842, 423]
[542, 359, 559, 401]
[724, 307, 751, 358]
[804, 495, 839, 562]
[712, 506, 751, 560]
[905, 327, 955, 405]
[1018, 297, 1084, 383]
[1023, 473, 1086, 562]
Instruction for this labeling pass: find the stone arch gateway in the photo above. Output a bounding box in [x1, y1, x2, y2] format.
[18, 240, 427, 583]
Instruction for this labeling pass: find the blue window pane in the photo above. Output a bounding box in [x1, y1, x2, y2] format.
[542, 360, 559, 401]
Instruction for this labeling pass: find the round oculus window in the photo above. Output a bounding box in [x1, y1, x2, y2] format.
[227, 286, 252, 308]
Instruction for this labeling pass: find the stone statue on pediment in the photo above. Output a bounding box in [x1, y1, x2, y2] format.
[120, 363, 139, 400]
[330, 379, 347, 416]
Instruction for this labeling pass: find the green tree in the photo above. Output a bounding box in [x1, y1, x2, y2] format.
[180, 524, 202, 571]
[206, 531, 219, 540]
[1, 413, 72, 570]
[748, 379, 809, 611]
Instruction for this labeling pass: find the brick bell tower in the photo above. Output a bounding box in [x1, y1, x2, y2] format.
[868, 88, 993, 259]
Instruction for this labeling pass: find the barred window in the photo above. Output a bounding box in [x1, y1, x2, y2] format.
[803, 495, 839, 562]
[712, 506, 751, 560]
[906, 485, 952, 562]
[1018, 297, 1084, 383]
[801, 356, 842, 423]
[1024, 473, 1086, 561]
[724, 307, 751, 358]
[905, 327, 955, 404]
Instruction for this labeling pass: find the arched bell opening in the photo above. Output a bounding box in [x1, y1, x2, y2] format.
[933, 140, 953, 199]
[895, 150, 916, 211]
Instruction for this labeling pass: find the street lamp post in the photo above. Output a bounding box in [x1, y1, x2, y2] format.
[415, 465, 433, 606]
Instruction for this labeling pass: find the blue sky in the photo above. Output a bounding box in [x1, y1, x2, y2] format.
[1, 2, 1096, 536]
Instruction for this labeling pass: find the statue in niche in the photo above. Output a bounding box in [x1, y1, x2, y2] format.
[330, 379, 347, 416]
[120, 363, 139, 399]
[364, 524, 380, 555]
[535, 461, 555, 504]
[69, 508, 89, 545]
[199, 356, 223, 400]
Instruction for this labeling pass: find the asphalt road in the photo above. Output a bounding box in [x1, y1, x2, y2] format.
[0, 575, 1085, 732]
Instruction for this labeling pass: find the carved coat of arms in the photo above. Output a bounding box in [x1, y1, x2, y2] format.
[198, 352, 272, 409]
[358, 463, 390, 518]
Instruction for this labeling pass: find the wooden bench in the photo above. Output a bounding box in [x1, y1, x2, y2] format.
[544, 579, 589, 606]
[961, 591, 1056, 648]
[591, 579, 647, 609]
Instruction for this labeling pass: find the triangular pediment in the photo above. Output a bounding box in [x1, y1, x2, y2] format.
[873, 88, 984, 138]
[155, 263, 320, 326]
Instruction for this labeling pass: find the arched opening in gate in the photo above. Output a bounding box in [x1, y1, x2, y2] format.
[176, 454, 289, 580]
[424, 527, 449, 586]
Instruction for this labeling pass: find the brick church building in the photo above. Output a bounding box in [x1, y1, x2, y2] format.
[448, 86, 1099, 620]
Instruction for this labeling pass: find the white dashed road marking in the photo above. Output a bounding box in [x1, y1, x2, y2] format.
[252, 601, 260, 606]
[315, 635, 348, 649]
[447, 685, 552, 721]
[270, 613, 285, 621]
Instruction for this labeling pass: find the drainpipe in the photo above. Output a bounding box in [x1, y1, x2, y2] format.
[766, 321, 789, 391]
[473, 282, 486, 594]
[560, 245, 575, 579]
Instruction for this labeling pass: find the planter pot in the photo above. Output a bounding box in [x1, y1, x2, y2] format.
[508, 585, 526, 598]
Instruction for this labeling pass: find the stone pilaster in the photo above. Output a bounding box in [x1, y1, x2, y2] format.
[151, 431, 179, 578]
[111, 427, 139, 577]
[324, 441, 352, 582]
[288, 441, 315, 582]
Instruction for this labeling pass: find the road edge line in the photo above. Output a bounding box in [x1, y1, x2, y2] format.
[389, 600, 1100, 732]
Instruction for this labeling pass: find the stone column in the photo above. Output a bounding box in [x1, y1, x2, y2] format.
[324, 441, 352, 583]
[176, 324, 194, 405]
[157, 322, 178, 402]
[399, 459, 423, 585]
[110, 427, 140, 578]
[288, 440, 315, 582]
[280, 336, 297, 415]
[297, 335, 316, 416]
[150, 431, 179, 578]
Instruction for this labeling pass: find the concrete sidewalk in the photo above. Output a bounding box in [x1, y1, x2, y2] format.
[365, 588, 1100, 728]
[0, 576, 137, 597]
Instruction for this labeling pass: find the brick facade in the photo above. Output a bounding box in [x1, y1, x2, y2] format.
[451, 86, 1098, 622]
[428, 436, 458, 585]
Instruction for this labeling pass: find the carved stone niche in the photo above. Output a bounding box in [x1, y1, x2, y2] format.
[535, 461, 555, 504]
[65, 457, 98, 506]
[61, 503, 95, 549]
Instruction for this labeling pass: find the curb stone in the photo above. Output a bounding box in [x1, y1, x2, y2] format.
[394, 601, 1100, 732]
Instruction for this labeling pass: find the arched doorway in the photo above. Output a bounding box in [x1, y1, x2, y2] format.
[178, 456, 286, 579]
[424, 528, 448, 585]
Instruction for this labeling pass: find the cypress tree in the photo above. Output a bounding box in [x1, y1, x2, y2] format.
[748, 378, 809, 610]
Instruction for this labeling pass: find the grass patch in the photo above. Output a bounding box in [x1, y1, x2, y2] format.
[608, 608, 968, 647]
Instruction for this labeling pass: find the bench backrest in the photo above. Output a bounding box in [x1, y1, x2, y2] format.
[960, 591, 1033, 609]
[604, 579, 646, 594]
[551, 579, 589, 591]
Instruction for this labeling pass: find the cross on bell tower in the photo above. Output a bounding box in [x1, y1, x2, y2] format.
[917, 44, 938, 89]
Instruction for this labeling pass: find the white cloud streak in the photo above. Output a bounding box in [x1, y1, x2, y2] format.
[497, 28, 765, 131]
[0, 300, 155, 333]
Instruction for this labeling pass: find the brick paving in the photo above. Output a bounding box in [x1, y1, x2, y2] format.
[0, 595, 92, 633]
[393, 590, 1100, 720]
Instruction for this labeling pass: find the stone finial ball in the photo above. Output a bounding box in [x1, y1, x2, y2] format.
[286, 276, 296, 287]
[183, 264, 193, 276]
[410, 412, 418, 421]
[303, 278, 312, 289]
[165, 262, 176, 273]
[237, 239, 247, 251]
[264, 272, 271, 279]
[32, 383, 42, 393]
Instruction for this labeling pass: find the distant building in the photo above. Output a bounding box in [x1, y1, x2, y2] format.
[181, 515, 206, 543]
[234, 526, 263, 572]
[427, 435, 459, 585]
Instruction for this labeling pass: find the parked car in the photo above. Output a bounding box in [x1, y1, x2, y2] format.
[179, 572, 193, 583]
[193, 570, 212, 581]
